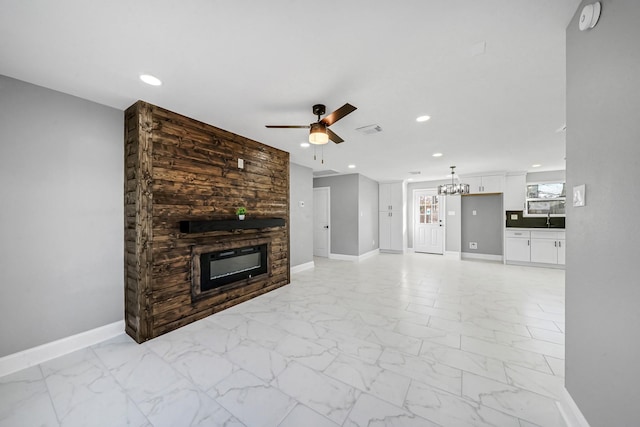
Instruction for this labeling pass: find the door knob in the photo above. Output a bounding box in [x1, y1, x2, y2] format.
[324, 225, 329, 229]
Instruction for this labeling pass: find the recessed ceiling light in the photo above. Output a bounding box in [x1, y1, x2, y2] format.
[532, 164, 542, 168]
[140, 74, 162, 86]
[432, 152, 443, 157]
[416, 115, 431, 122]
[348, 164, 356, 169]
[300, 142, 310, 148]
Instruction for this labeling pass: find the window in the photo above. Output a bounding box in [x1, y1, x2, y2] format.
[418, 195, 439, 224]
[526, 183, 566, 215]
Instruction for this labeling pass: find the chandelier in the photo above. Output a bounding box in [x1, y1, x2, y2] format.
[437, 166, 470, 195]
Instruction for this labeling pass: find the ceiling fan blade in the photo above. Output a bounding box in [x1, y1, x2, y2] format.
[321, 103, 357, 126]
[327, 128, 344, 144]
[265, 125, 310, 129]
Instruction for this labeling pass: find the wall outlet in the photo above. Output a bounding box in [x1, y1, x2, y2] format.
[238, 158, 244, 169]
[469, 242, 478, 250]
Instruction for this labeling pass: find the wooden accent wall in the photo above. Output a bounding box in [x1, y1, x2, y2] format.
[124, 101, 290, 343]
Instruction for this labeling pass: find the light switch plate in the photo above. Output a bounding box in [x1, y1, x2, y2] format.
[573, 184, 586, 207]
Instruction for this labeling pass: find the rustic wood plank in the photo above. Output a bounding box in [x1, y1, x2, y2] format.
[125, 100, 290, 344]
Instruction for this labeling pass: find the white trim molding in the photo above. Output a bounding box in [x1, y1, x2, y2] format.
[291, 261, 315, 274]
[0, 320, 124, 377]
[358, 249, 380, 260]
[329, 249, 380, 262]
[557, 387, 591, 427]
[445, 250, 461, 259]
[461, 252, 503, 262]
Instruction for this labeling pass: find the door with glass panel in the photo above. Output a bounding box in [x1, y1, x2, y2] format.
[414, 190, 444, 254]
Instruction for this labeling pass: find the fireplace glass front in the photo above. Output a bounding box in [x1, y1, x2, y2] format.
[200, 244, 268, 292]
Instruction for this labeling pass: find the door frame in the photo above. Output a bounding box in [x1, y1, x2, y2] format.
[313, 187, 331, 257]
[412, 188, 446, 254]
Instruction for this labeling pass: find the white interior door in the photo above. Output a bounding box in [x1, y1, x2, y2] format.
[414, 190, 444, 254]
[313, 187, 330, 257]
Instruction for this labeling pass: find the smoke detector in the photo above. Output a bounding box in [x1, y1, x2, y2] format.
[579, 2, 601, 31]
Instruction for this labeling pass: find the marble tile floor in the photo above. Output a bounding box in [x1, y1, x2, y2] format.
[0, 253, 567, 427]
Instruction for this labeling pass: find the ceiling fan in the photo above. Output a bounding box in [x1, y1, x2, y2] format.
[266, 103, 357, 145]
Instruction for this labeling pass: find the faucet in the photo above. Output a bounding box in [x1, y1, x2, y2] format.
[546, 213, 551, 227]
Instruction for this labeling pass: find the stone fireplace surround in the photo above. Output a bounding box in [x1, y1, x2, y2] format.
[124, 101, 290, 344]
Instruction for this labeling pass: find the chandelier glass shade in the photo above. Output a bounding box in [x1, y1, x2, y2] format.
[437, 166, 470, 195]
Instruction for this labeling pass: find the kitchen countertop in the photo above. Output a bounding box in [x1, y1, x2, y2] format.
[505, 227, 565, 231]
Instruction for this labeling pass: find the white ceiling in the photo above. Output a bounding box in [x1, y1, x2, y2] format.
[0, 0, 580, 182]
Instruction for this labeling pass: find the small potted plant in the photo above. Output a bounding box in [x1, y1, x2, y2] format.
[235, 206, 246, 220]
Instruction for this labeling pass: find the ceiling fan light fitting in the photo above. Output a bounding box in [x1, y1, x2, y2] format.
[309, 122, 329, 145]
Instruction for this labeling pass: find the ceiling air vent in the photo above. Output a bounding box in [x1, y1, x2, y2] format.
[355, 124, 383, 135]
[409, 171, 421, 175]
[313, 169, 340, 177]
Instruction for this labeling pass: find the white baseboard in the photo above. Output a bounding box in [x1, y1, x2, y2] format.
[358, 249, 380, 260]
[329, 249, 380, 262]
[445, 251, 461, 259]
[505, 260, 565, 269]
[0, 320, 124, 377]
[379, 249, 404, 254]
[461, 252, 503, 262]
[291, 261, 315, 274]
[557, 387, 591, 427]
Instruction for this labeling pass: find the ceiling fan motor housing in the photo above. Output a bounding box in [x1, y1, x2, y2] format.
[312, 104, 326, 117]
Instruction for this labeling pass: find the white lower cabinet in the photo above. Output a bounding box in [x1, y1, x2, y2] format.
[557, 239, 566, 265]
[379, 211, 404, 252]
[530, 231, 565, 265]
[505, 229, 565, 266]
[505, 230, 531, 262]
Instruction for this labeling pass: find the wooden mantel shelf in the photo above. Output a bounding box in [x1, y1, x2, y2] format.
[179, 218, 286, 234]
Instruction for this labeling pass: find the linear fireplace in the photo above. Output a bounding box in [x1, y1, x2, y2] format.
[201, 244, 267, 291]
[191, 240, 271, 300]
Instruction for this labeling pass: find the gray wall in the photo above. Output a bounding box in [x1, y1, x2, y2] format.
[0, 75, 123, 357]
[289, 163, 314, 267]
[566, 1, 640, 425]
[314, 174, 359, 256]
[358, 174, 379, 255]
[461, 194, 503, 255]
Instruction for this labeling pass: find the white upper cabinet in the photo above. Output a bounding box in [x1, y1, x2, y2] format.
[504, 173, 527, 211]
[379, 182, 403, 212]
[464, 174, 505, 194]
